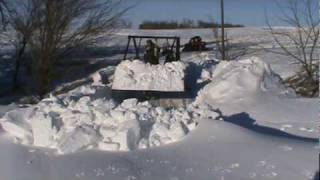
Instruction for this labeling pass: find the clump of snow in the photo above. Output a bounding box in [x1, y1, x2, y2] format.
[112, 60, 186, 92]
[90, 66, 114, 86]
[0, 108, 34, 144]
[196, 57, 295, 104]
[0, 92, 203, 154]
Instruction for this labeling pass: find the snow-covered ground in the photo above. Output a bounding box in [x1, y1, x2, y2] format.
[0, 28, 318, 180]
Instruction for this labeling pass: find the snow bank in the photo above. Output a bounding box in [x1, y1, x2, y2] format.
[0, 93, 205, 154]
[112, 60, 186, 92]
[196, 57, 294, 104]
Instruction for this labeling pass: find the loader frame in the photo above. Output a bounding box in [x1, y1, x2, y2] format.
[123, 35, 181, 61]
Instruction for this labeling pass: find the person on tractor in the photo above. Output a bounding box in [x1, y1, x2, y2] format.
[144, 40, 160, 65]
[191, 36, 202, 50]
[183, 36, 207, 51]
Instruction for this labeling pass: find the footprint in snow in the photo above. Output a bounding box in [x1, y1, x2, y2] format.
[211, 166, 232, 174]
[93, 168, 104, 177]
[257, 161, 276, 170]
[140, 170, 151, 176]
[280, 124, 292, 131]
[262, 172, 278, 179]
[249, 172, 257, 179]
[230, 163, 240, 169]
[145, 159, 154, 163]
[221, 168, 232, 174]
[28, 149, 36, 153]
[26, 160, 33, 165]
[301, 170, 315, 179]
[163, 160, 170, 164]
[256, 161, 267, 167]
[279, 145, 293, 151]
[299, 127, 314, 133]
[207, 167, 215, 173]
[75, 172, 85, 178]
[126, 175, 137, 180]
[185, 168, 194, 173]
[171, 166, 177, 171]
[266, 164, 276, 170]
[214, 166, 223, 171]
[159, 160, 170, 164]
[209, 136, 216, 141]
[169, 177, 179, 180]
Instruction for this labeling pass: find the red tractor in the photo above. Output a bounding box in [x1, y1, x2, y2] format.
[183, 36, 208, 52]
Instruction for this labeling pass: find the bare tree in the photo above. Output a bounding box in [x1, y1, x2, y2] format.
[3, 0, 37, 91]
[267, 0, 319, 97]
[0, 0, 7, 30]
[6, 0, 128, 97]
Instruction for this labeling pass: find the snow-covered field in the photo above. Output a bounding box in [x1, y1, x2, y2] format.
[0, 28, 318, 180]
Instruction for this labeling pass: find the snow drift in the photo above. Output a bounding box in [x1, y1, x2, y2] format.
[196, 57, 294, 104]
[112, 60, 186, 92]
[0, 89, 207, 154]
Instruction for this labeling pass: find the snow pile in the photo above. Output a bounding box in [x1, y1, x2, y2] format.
[0, 95, 204, 154]
[196, 57, 294, 104]
[112, 60, 186, 92]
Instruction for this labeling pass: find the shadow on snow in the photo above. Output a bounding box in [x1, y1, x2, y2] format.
[217, 110, 318, 143]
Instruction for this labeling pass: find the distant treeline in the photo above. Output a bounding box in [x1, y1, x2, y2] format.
[139, 19, 244, 29]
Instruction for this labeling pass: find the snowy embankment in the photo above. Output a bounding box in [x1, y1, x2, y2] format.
[112, 60, 186, 92]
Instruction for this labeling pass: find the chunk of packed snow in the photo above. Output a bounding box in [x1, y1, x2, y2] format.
[98, 141, 120, 151]
[90, 67, 114, 86]
[112, 60, 186, 92]
[57, 125, 99, 154]
[196, 57, 295, 104]
[65, 85, 97, 98]
[0, 89, 202, 154]
[0, 108, 35, 144]
[31, 111, 61, 147]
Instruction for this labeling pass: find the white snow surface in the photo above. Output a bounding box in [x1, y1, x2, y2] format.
[0, 93, 203, 154]
[112, 60, 186, 91]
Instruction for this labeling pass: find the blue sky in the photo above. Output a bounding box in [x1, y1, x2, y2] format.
[123, 0, 319, 27]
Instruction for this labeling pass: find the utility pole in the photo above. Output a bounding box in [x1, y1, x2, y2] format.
[220, 0, 225, 60]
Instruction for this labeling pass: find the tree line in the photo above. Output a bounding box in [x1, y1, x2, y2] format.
[139, 19, 244, 30]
